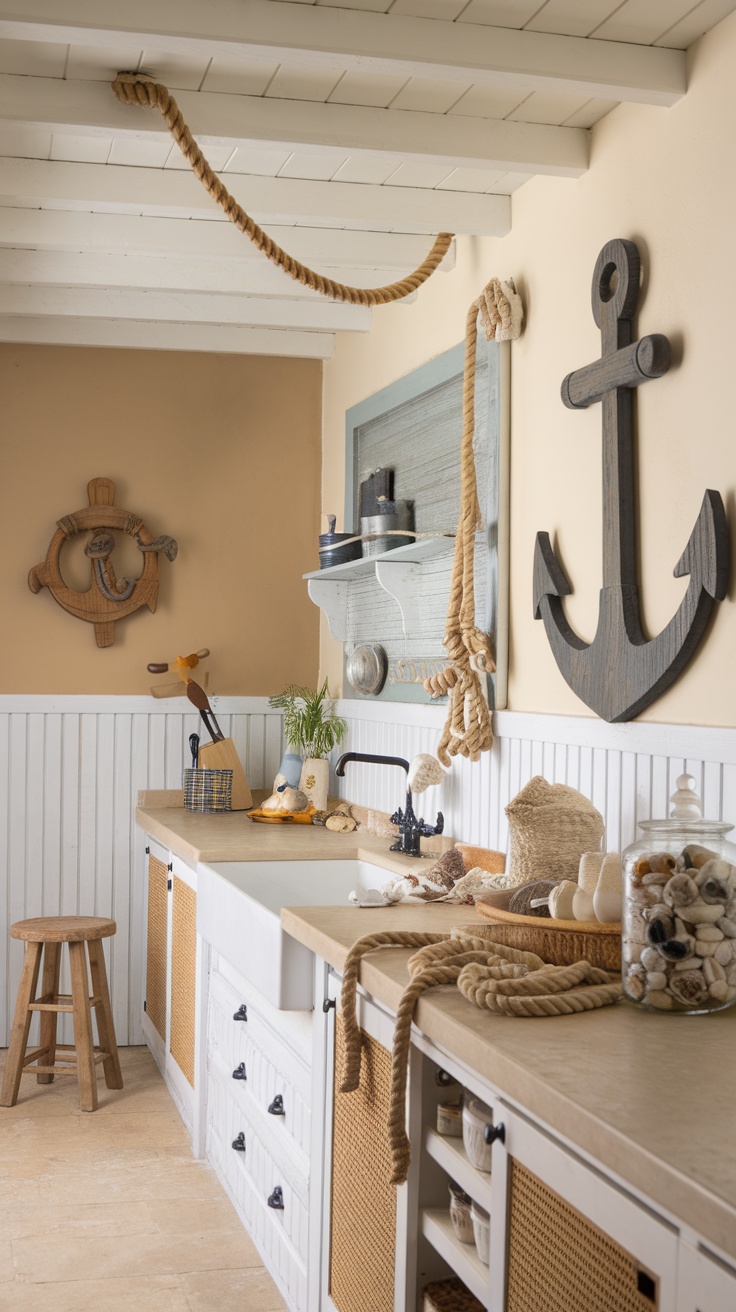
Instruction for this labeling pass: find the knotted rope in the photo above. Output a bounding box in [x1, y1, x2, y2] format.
[424, 279, 522, 763]
[110, 74, 453, 306]
[339, 925, 620, 1185]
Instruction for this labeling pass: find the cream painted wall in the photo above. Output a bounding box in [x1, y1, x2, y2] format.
[2, 345, 322, 694]
[322, 11, 736, 727]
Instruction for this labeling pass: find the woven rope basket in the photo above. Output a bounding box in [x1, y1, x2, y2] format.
[505, 777, 604, 888]
[476, 903, 621, 971]
[183, 767, 232, 812]
[423, 1277, 485, 1312]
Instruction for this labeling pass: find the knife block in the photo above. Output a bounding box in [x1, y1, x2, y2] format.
[197, 738, 252, 810]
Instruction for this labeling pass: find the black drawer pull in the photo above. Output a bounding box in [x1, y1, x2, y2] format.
[322, 998, 336, 1013]
[233, 1004, 248, 1021]
[267, 1186, 284, 1210]
[231, 1132, 246, 1152]
[232, 1062, 247, 1081]
[483, 1122, 505, 1145]
[436, 1068, 455, 1086]
[268, 1094, 285, 1116]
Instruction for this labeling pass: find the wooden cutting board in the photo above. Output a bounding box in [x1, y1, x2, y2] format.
[198, 738, 252, 810]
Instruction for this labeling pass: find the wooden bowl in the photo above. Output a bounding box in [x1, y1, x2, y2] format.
[475, 901, 621, 971]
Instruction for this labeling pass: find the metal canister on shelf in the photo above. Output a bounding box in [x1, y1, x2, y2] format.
[360, 499, 415, 557]
[318, 514, 361, 569]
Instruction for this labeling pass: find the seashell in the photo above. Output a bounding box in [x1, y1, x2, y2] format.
[695, 924, 724, 942]
[695, 942, 717, 957]
[727, 962, 736, 985]
[647, 990, 673, 1010]
[648, 853, 677, 874]
[624, 973, 645, 1001]
[678, 902, 725, 924]
[673, 957, 703, 972]
[715, 941, 736, 966]
[640, 946, 664, 972]
[727, 986, 736, 1002]
[662, 873, 699, 908]
[641, 871, 668, 887]
[717, 916, 736, 938]
[694, 860, 733, 905]
[645, 971, 668, 991]
[325, 814, 358, 833]
[644, 905, 676, 944]
[708, 980, 729, 1003]
[681, 844, 719, 869]
[658, 935, 695, 961]
[548, 880, 577, 920]
[702, 958, 726, 986]
[633, 857, 652, 881]
[668, 971, 709, 1008]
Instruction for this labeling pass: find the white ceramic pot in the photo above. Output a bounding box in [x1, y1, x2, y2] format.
[299, 756, 329, 811]
[471, 1201, 490, 1264]
[462, 1093, 494, 1172]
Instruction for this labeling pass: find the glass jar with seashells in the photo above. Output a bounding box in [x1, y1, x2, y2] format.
[622, 774, 736, 1014]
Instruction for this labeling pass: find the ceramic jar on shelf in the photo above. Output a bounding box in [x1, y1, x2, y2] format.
[622, 774, 736, 1014]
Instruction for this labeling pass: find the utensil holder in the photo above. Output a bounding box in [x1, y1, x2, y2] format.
[183, 768, 233, 813]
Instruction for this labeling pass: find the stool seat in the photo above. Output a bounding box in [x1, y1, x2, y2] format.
[1, 915, 122, 1112]
[11, 916, 116, 943]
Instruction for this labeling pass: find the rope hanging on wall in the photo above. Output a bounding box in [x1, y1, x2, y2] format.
[423, 277, 523, 765]
[110, 74, 453, 307]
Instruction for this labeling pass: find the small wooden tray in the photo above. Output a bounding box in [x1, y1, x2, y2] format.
[475, 901, 621, 971]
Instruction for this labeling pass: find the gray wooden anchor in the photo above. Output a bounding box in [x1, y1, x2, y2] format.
[534, 238, 729, 722]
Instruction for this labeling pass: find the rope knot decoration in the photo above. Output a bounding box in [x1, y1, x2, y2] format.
[110, 73, 453, 307]
[338, 925, 619, 1185]
[424, 277, 523, 765]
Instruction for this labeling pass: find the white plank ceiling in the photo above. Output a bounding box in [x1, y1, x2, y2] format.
[0, 0, 732, 358]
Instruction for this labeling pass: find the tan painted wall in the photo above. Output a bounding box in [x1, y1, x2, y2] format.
[322, 12, 736, 727]
[2, 345, 322, 694]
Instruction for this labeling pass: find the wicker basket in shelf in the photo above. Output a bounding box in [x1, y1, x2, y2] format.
[475, 903, 621, 971]
[423, 1276, 485, 1312]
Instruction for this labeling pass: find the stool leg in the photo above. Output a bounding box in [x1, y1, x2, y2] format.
[87, 939, 123, 1091]
[37, 942, 61, 1085]
[69, 940, 97, 1112]
[0, 941, 43, 1107]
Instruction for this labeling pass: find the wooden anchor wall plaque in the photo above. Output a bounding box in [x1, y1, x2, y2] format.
[534, 238, 729, 722]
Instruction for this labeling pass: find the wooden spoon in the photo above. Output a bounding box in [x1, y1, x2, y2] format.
[186, 679, 224, 742]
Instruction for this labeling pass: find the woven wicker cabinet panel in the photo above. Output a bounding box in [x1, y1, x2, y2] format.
[146, 852, 169, 1041]
[507, 1160, 658, 1312]
[170, 876, 196, 1087]
[330, 1016, 396, 1312]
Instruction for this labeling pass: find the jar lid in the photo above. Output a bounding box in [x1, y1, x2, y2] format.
[638, 773, 733, 838]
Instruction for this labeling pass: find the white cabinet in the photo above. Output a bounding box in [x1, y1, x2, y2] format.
[676, 1242, 736, 1311]
[202, 946, 314, 1312]
[141, 837, 202, 1141]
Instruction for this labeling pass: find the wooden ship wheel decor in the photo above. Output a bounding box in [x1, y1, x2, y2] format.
[534, 238, 729, 722]
[29, 478, 178, 648]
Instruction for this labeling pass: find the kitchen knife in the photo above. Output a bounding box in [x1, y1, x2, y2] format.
[189, 733, 200, 768]
[186, 679, 225, 743]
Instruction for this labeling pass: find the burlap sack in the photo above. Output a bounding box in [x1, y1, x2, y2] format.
[504, 776, 604, 888]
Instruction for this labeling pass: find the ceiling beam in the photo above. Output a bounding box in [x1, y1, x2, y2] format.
[0, 284, 372, 331]
[0, 248, 415, 299]
[0, 315, 335, 358]
[0, 157, 511, 237]
[0, 74, 589, 177]
[0, 208, 455, 272]
[0, 0, 686, 106]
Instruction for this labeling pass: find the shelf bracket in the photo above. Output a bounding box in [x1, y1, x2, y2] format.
[374, 561, 421, 635]
[307, 578, 349, 642]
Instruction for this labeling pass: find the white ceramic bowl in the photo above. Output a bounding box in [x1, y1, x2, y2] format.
[462, 1093, 494, 1172]
[471, 1201, 490, 1264]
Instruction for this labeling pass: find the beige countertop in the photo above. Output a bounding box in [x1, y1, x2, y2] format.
[283, 903, 736, 1263]
[137, 800, 736, 1262]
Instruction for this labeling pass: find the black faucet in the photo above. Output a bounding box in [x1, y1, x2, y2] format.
[334, 752, 443, 858]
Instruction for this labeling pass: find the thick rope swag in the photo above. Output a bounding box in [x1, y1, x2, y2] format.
[423, 280, 522, 764]
[339, 926, 621, 1185]
[111, 74, 453, 306]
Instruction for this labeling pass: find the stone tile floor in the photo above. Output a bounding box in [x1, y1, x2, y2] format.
[0, 1046, 286, 1311]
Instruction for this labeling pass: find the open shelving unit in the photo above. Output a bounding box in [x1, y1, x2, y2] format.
[421, 1208, 489, 1306]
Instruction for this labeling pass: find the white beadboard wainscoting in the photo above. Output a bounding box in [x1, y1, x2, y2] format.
[2, 694, 736, 1046]
[0, 695, 286, 1048]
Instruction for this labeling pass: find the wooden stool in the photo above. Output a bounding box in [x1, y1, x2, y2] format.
[0, 916, 123, 1112]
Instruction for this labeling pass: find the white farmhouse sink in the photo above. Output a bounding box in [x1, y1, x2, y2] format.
[197, 860, 388, 1010]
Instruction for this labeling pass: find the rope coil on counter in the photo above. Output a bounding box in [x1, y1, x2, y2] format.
[110, 73, 453, 306]
[339, 926, 621, 1185]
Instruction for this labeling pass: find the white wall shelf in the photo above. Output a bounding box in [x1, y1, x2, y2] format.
[305, 536, 454, 642]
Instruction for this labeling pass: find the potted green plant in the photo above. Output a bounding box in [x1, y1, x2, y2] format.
[268, 679, 347, 810]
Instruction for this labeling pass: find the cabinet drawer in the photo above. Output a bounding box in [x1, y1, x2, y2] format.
[212, 951, 312, 1066]
[206, 1071, 310, 1275]
[208, 965, 312, 1155]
